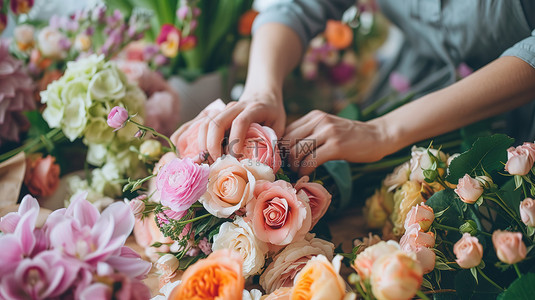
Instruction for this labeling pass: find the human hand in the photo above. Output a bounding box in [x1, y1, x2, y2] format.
[284, 110, 390, 176]
[204, 89, 286, 161]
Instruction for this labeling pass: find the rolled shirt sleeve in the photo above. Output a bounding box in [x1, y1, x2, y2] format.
[252, 0, 355, 49]
[501, 29, 535, 69]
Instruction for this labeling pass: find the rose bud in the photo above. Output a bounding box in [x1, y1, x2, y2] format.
[107, 106, 129, 129]
[454, 174, 483, 204]
[454, 233, 483, 269]
[404, 203, 434, 231]
[492, 230, 527, 264]
[505, 146, 534, 176]
[520, 198, 535, 227]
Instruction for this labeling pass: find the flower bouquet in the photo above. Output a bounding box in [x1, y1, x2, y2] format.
[109, 99, 351, 297]
[348, 134, 535, 299]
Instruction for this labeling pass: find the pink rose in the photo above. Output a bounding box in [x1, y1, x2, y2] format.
[492, 230, 527, 264]
[520, 198, 535, 227]
[404, 203, 434, 231]
[200, 155, 274, 218]
[400, 224, 436, 250]
[370, 251, 423, 300]
[412, 246, 436, 274]
[239, 123, 282, 172]
[107, 106, 129, 129]
[246, 180, 312, 246]
[454, 233, 483, 269]
[145, 91, 180, 137]
[156, 157, 210, 213]
[24, 154, 60, 197]
[505, 145, 534, 175]
[454, 174, 483, 204]
[294, 176, 332, 227]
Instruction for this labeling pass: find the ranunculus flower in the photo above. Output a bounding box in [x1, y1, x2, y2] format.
[404, 203, 434, 231]
[37, 26, 67, 59]
[364, 187, 394, 229]
[505, 145, 534, 175]
[492, 230, 527, 264]
[212, 217, 268, 278]
[370, 251, 423, 300]
[520, 198, 535, 227]
[246, 180, 312, 246]
[454, 233, 483, 269]
[291, 255, 348, 300]
[384, 162, 410, 192]
[352, 241, 400, 281]
[239, 123, 282, 172]
[156, 157, 209, 213]
[172, 99, 225, 159]
[14, 24, 34, 51]
[10, 0, 34, 15]
[294, 176, 332, 227]
[156, 24, 180, 58]
[169, 249, 244, 300]
[200, 155, 274, 218]
[24, 154, 60, 197]
[409, 146, 448, 183]
[260, 233, 334, 293]
[107, 106, 129, 129]
[454, 174, 484, 204]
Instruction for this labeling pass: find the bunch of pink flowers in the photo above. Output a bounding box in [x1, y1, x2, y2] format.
[0, 194, 151, 299]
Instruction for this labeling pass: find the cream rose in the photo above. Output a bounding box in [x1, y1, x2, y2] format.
[212, 217, 268, 278]
[200, 155, 274, 218]
[260, 233, 334, 293]
[409, 146, 448, 183]
[384, 162, 410, 192]
[37, 26, 67, 59]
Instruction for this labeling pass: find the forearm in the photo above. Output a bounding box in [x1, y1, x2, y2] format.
[375, 56, 535, 155]
[242, 23, 303, 99]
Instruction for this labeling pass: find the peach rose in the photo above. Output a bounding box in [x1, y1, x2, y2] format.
[404, 203, 434, 231]
[239, 123, 282, 172]
[520, 198, 535, 227]
[260, 233, 334, 293]
[169, 249, 244, 300]
[391, 181, 426, 236]
[246, 180, 312, 246]
[291, 255, 347, 300]
[400, 224, 436, 249]
[492, 230, 527, 264]
[353, 233, 382, 255]
[133, 213, 174, 261]
[411, 246, 436, 274]
[352, 241, 400, 281]
[24, 154, 60, 197]
[264, 287, 292, 300]
[294, 176, 332, 227]
[200, 155, 274, 218]
[370, 251, 423, 300]
[505, 145, 534, 175]
[173, 99, 225, 160]
[454, 174, 484, 204]
[454, 233, 483, 269]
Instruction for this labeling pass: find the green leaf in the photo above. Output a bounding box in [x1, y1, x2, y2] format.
[446, 134, 514, 184]
[498, 273, 535, 300]
[470, 267, 478, 284]
[321, 160, 352, 213]
[422, 277, 433, 289]
[500, 178, 523, 216]
[527, 226, 535, 237]
[515, 175, 523, 190]
[337, 103, 361, 121]
[24, 110, 51, 138]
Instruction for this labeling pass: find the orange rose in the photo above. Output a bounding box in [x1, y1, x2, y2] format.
[291, 255, 347, 300]
[169, 249, 245, 300]
[24, 154, 60, 197]
[324, 20, 353, 50]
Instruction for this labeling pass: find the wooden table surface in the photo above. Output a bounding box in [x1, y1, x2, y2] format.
[129, 207, 368, 297]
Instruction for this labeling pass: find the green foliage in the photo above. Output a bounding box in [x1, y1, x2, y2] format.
[497, 273, 535, 300]
[321, 160, 353, 213]
[446, 134, 514, 183]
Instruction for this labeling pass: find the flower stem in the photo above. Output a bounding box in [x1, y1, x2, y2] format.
[177, 213, 212, 224]
[522, 181, 530, 199]
[416, 290, 431, 300]
[433, 223, 460, 232]
[0, 128, 63, 162]
[514, 264, 522, 278]
[129, 119, 177, 154]
[476, 267, 504, 291]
